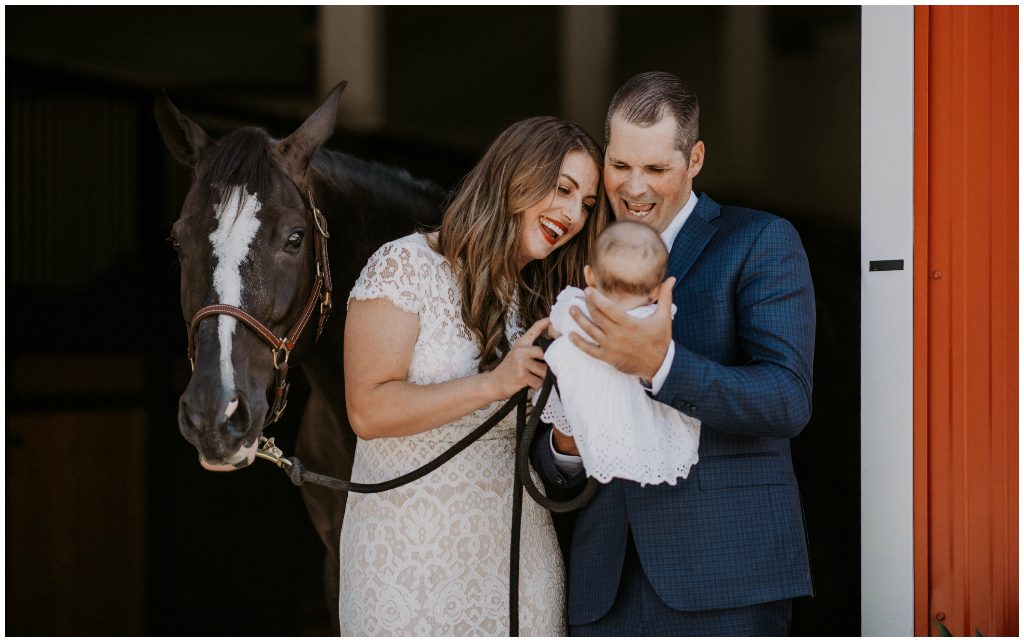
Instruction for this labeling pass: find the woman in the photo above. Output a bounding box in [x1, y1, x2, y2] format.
[341, 116, 605, 635]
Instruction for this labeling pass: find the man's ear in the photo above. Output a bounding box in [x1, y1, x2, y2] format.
[686, 140, 705, 179]
[584, 265, 597, 289]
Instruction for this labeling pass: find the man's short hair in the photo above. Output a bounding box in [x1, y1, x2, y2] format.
[592, 221, 669, 297]
[605, 71, 700, 155]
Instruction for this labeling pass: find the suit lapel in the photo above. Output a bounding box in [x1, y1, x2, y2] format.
[668, 193, 719, 285]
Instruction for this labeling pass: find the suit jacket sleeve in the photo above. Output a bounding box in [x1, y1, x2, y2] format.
[656, 217, 815, 438]
[530, 425, 588, 489]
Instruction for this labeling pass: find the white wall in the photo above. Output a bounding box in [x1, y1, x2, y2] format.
[860, 5, 915, 636]
[319, 6, 384, 131]
[559, 6, 614, 138]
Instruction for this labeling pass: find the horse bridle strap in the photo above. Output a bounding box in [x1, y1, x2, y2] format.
[185, 185, 333, 425]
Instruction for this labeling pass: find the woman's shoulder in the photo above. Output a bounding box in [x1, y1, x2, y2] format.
[371, 232, 442, 263]
[363, 232, 450, 275]
[349, 232, 450, 315]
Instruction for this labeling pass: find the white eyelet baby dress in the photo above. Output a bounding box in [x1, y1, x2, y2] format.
[540, 286, 700, 486]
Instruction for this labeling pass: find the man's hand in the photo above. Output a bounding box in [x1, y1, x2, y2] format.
[552, 428, 579, 456]
[569, 277, 675, 380]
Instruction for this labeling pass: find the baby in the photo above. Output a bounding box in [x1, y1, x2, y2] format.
[540, 221, 700, 486]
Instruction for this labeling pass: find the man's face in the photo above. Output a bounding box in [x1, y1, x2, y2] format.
[604, 113, 704, 234]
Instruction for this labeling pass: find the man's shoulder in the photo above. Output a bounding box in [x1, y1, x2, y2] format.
[710, 201, 779, 228]
[698, 194, 794, 237]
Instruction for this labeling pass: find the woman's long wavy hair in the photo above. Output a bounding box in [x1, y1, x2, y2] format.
[433, 116, 607, 371]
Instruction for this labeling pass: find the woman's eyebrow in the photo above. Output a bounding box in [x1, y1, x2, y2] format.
[559, 173, 580, 189]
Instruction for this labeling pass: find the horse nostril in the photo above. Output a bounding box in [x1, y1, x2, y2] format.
[225, 398, 249, 438]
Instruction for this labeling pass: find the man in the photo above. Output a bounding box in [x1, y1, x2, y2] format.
[534, 71, 816, 635]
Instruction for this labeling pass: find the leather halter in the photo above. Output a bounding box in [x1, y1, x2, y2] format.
[186, 184, 333, 425]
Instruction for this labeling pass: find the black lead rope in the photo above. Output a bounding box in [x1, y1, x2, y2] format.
[264, 369, 599, 636]
[508, 398, 526, 636]
[277, 391, 525, 493]
[516, 370, 600, 514]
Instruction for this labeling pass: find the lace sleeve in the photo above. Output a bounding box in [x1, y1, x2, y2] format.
[348, 236, 429, 315]
[532, 386, 572, 436]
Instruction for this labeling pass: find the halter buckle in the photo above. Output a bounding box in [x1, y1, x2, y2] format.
[272, 343, 292, 370]
[320, 290, 333, 317]
[270, 390, 289, 423]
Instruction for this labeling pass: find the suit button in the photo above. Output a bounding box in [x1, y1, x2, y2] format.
[673, 401, 687, 411]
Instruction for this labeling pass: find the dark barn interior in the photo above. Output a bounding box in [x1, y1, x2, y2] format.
[6, 6, 861, 635]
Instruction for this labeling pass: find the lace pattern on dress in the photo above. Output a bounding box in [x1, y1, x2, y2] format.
[340, 233, 565, 635]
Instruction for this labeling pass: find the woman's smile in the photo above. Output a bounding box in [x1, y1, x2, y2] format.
[540, 215, 569, 245]
[517, 149, 600, 266]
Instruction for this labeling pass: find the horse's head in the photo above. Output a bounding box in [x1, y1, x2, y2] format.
[157, 83, 345, 471]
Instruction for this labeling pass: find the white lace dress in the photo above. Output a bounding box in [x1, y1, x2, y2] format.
[542, 286, 701, 486]
[341, 233, 565, 636]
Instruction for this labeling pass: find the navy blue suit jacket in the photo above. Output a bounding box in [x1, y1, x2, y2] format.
[534, 193, 816, 625]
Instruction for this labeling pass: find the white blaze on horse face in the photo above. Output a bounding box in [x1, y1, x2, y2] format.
[209, 186, 263, 395]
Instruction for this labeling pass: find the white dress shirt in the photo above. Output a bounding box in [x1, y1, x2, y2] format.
[551, 191, 699, 473]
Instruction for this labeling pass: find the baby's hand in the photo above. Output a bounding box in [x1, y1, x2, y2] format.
[552, 428, 579, 456]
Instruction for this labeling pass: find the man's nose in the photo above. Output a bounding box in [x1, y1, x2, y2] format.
[623, 172, 647, 198]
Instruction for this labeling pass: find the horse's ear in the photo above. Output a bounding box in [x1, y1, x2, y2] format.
[155, 91, 211, 168]
[276, 81, 348, 184]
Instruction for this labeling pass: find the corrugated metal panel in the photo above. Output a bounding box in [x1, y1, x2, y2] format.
[914, 6, 1019, 637]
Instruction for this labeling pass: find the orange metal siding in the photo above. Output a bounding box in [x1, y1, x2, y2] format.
[913, 6, 1018, 637]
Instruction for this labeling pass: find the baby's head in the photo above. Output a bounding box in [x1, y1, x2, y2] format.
[585, 221, 668, 309]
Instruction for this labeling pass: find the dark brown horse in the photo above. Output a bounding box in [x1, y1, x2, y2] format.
[156, 83, 442, 631]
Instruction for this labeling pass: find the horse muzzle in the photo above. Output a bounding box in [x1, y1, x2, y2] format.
[178, 377, 268, 471]
[198, 440, 259, 472]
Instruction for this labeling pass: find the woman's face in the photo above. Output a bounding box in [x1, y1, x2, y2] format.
[517, 150, 600, 268]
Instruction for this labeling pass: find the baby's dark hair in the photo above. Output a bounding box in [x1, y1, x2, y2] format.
[590, 221, 668, 296]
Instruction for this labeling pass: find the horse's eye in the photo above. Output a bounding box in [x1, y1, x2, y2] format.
[167, 235, 183, 256]
[286, 230, 304, 249]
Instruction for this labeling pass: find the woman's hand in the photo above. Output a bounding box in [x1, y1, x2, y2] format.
[485, 318, 551, 399]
